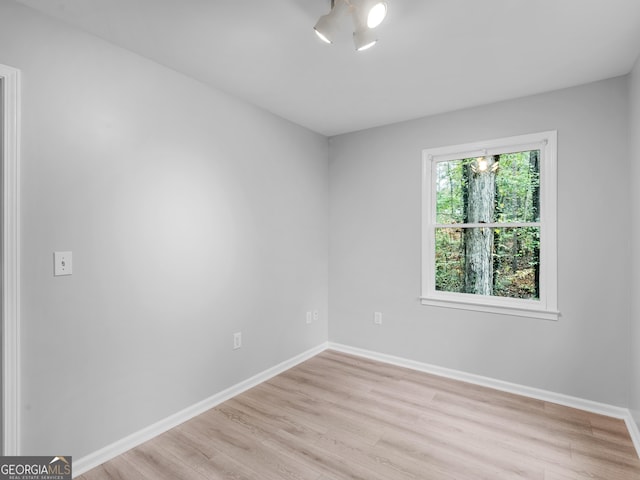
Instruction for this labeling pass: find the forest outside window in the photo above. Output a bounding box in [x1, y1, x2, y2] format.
[421, 131, 558, 320]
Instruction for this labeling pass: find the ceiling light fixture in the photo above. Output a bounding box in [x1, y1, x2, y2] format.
[352, 15, 378, 51]
[313, 0, 345, 44]
[314, 0, 388, 51]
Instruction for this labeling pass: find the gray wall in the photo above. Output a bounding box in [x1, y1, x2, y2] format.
[0, 1, 328, 457]
[329, 77, 631, 407]
[630, 56, 640, 427]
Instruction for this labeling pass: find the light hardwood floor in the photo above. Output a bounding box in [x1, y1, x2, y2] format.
[79, 350, 640, 479]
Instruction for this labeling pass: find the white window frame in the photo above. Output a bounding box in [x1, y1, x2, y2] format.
[421, 131, 558, 321]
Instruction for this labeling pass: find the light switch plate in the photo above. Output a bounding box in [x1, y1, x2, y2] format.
[54, 251, 73, 276]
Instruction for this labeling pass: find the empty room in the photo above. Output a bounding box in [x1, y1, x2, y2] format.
[2, 0, 640, 478]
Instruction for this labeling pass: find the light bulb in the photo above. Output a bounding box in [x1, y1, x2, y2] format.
[367, 2, 387, 28]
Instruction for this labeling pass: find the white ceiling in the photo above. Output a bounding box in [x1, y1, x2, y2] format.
[15, 0, 640, 136]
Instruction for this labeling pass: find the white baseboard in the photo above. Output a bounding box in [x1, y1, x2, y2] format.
[626, 413, 640, 457]
[328, 342, 640, 457]
[74, 340, 640, 477]
[73, 342, 328, 477]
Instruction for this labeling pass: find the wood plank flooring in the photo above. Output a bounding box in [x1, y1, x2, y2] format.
[78, 350, 640, 480]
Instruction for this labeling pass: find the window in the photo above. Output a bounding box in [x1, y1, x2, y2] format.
[421, 131, 558, 320]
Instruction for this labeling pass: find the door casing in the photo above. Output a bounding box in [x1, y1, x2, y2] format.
[1, 63, 20, 456]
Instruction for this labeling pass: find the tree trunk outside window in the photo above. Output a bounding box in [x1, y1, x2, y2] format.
[463, 156, 497, 295]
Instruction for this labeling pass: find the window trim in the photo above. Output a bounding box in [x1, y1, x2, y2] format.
[421, 131, 559, 321]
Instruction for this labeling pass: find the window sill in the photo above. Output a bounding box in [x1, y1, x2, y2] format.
[420, 297, 560, 321]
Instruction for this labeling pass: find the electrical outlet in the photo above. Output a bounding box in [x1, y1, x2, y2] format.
[374, 312, 382, 325]
[233, 332, 242, 350]
[313, 310, 319, 321]
[306, 311, 312, 324]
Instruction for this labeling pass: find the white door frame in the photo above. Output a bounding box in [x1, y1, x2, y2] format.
[1, 63, 20, 455]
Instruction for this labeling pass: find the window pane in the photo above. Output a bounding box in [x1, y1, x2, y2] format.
[435, 226, 540, 300]
[435, 150, 540, 224]
[494, 227, 539, 299]
[495, 151, 540, 223]
[435, 160, 466, 224]
[435, 227, 464, 292]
